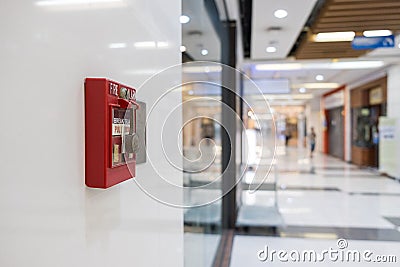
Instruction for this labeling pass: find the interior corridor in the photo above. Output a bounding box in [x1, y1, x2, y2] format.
[185, 146, 400, 266]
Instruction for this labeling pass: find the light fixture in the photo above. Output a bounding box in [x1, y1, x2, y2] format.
[255, 60, 384, 71]
[180, 45, 186, 52]
[201, 49, 209, 56]
[327, 61, 384, 69]
[180, 15, 190, 24]
[363, 30, 392, 37]
[315, 74, 324, 81]
[274, 9, 288, 19]
[256, 63, 302, 71]
[183, 66, 222, 73]
[188, 90, 194, 95]
[109, 42, 127, 49]
[292, 83, 340, 89]
[266, 46, 277, 53]
[36, 0, 124, 6]
[299, 87, 306, 93]
[313, 31, 355, 42]
[262, 94, 314, 100]
[134, 41, 156, 48]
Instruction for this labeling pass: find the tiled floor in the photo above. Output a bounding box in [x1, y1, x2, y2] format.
[184, 233, 221, 267]
[184, 147, 400, 266]
[231, 236, 400, 266]
[230, 147, 400, 266]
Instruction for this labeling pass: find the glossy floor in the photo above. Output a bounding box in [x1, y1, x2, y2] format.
[185, 147, 400, 266]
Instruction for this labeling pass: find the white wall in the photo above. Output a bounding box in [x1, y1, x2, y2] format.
[384, 65, 400, 178]
[0, 1, 182, 266]
[387, 65, 400, 118]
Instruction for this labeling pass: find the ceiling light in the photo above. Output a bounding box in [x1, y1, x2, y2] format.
[201, 49, 209, 56]
[313, 31, 355, 42]
[293, 83, 340, 89]
[274, 9, 288, 19]
[183, 66, 222, 73]
[263, 94, 313, 100]
[256, 63, 302, 71]
[180, 15, 190, 24]
[188, 90, 194, 95]
[180, 45, 186, 52]
[326, 61, 384, 69]
[109, 42, 126, 49]
[36, 0, 124, 6]
[363, 30, 392, 37]
[255, 60, 384, 71]
[315, 74, 324, 81]
[134, 41, 156, 48]
[299, 87, 306, 93]
[266, 46, 277, 53]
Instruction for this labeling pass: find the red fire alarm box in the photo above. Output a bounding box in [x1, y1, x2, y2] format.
[85, 78, 139, 188]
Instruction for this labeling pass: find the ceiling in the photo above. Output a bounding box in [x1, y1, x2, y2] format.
[251, 0, 318, 60]
[182, 0, 400, 107]
[295, 0, 400, 59]
[182, 0, 220, 61]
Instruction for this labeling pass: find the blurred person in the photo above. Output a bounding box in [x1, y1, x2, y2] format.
[308, 127, 316, 158]
[284, 128, 291, 146]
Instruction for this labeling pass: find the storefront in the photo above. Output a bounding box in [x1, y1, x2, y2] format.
[322, 86, 346, 159]
[350, 77, 387, 168]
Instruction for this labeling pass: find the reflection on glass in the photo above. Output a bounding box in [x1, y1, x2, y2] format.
[352, 106, 381, 148]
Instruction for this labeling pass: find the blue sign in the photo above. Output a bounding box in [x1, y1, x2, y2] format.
[352, 35, 395, 50]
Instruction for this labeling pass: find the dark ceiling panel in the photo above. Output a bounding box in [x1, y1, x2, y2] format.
[239, 0, 252, 58]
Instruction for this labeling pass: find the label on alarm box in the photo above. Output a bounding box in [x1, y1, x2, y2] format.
[111, 107, 135, 167]
[112, 108, 132, 136]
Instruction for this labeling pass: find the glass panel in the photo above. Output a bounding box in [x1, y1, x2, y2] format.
[352, 107, 379, 148]
[182, 0, 222, 266]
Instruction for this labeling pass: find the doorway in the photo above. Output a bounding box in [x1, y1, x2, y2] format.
[327, 106, 344, 159]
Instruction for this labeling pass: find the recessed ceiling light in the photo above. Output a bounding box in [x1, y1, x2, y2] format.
[180, 15, 190, 24]
[363, 30, 392, 37]
[201, 49, 209, 56]
[266, 46, 277, 53]
[315, 75, 324, 81]
[299, 87, 306, 93]
[313, 31, 355, 42]
[180, 45, 186, 52]
[274, 9, 288, 19]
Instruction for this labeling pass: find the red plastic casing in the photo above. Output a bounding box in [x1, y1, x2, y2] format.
[85, 78, 139, 188]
